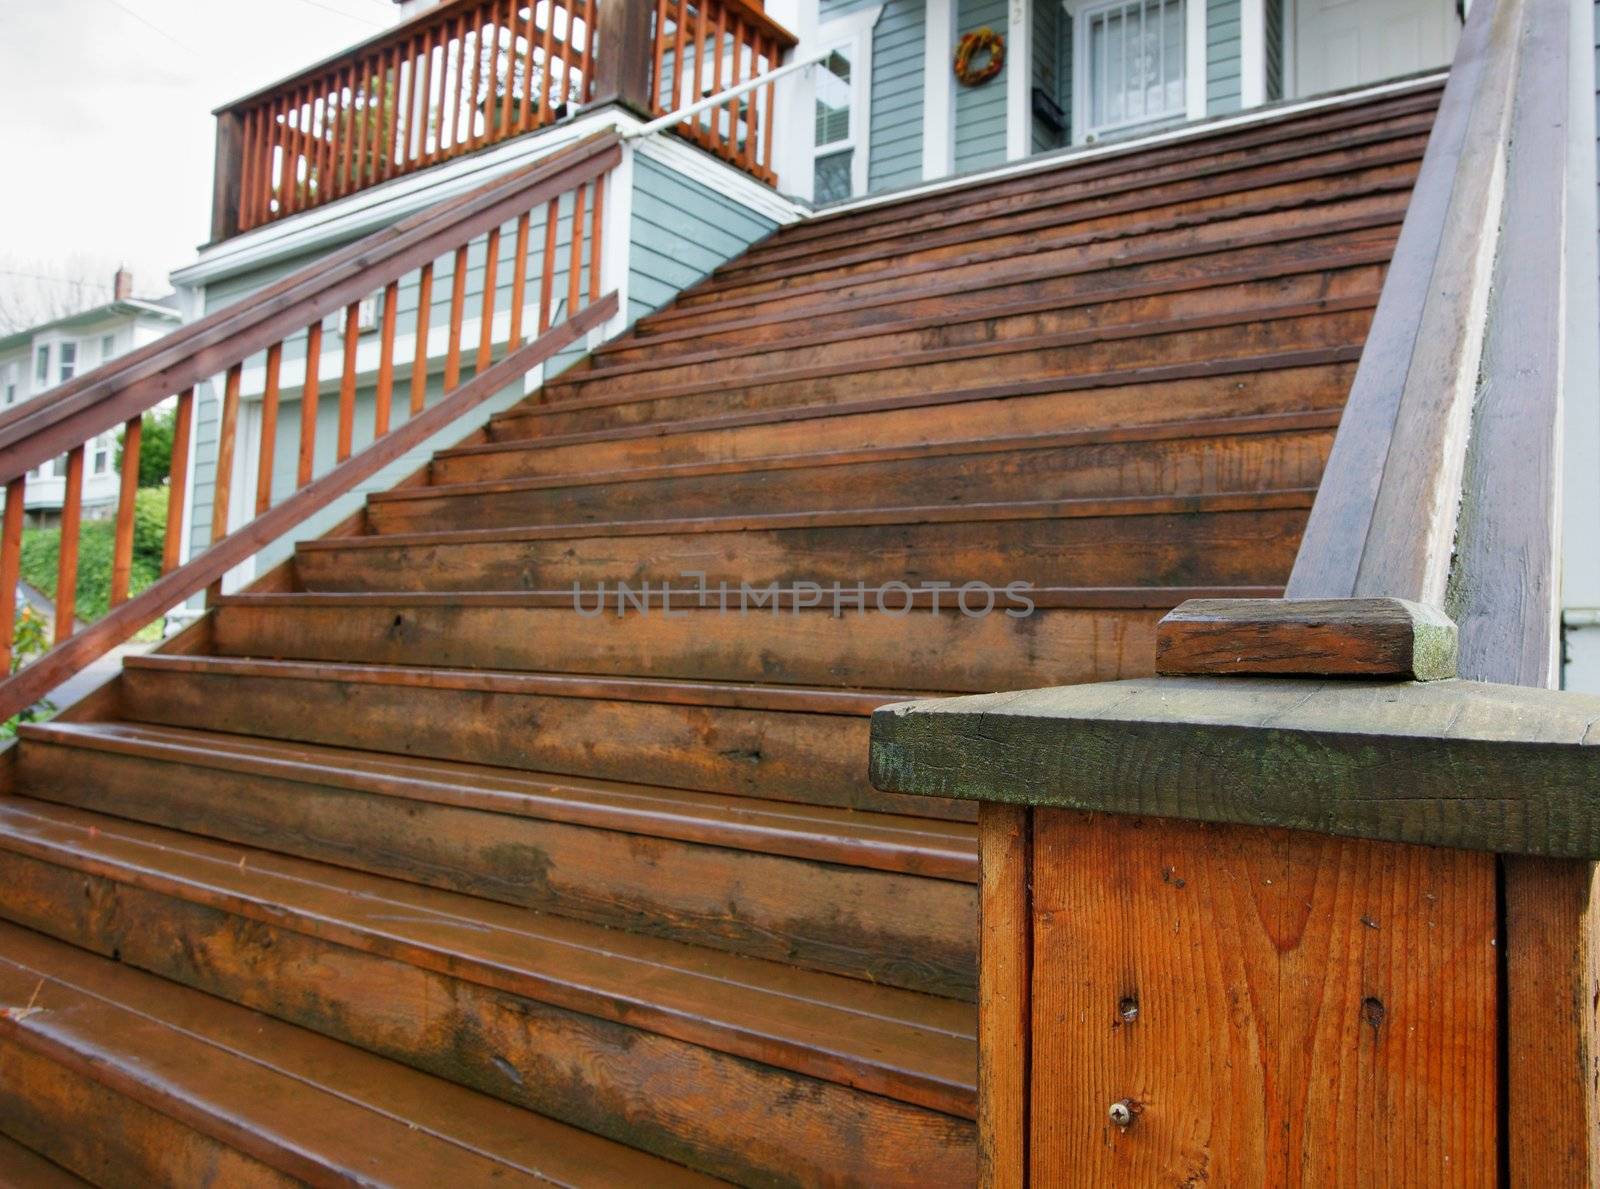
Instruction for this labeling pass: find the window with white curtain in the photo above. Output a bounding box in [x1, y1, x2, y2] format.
[1072, 0, 1187, 142]
[811, 6, 880, 204]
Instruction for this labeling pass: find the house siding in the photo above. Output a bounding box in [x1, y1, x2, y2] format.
[869, 0, 927, 189]
[1208, 0, 1243, 115]
[955, 0, 1010, 172]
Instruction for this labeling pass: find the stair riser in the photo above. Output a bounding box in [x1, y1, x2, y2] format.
[210, 603, 1164, 692]
[18, 742, 977, 998]
[510, 311, 1375, 437]
[668, 160, 1420, 304]
[116, 667, 966, 820]
[378, 429, 1332, 535]
[549, 266, 1384, 403]
[608, 229, 1398, 365]
[0, 851, 977, 1188]
[294, 507, 1310, 595]
[0, 1036, 293, 1189]
[462, 363, 1354, 483]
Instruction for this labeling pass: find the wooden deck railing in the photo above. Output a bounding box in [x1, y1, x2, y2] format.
[870, 0, 1596, 1182]
[0, 132, 622, 725]
[212, 0, 795, 237]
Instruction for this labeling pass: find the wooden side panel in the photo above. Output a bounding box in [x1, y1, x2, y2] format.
[1028, 809, 1497, 1186]
[979, 802, 1030, 1189]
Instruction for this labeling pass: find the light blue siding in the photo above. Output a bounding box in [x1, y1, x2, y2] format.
[1207, 0, 1243, 115]
[955, 0, 1010, 172]
[870, 0, 927, 189]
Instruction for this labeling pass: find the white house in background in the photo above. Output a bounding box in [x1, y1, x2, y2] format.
[0, 270, 181, 523]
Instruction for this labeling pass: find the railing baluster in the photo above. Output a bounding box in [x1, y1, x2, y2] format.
[110, 415, 142, 607]
[518, 0, 537, 130]
[567, 183, 587, 317]
[445, 244, 469, 389]
[509, 212, 531, 348]
[497, 0, 517, 137]
[163, 389, 194, 574]
[539, 196, 559, 332]
[760, 35, 776, 178]
[652, 0, 671, 112]
[708, 5, 727, 154]
[337, 301, 360, 462]
[298, 321, 322, 487]
[54, 446, 85, 644]
[411, 262, 434, 415]
[672, 0, 689, 111]
[256, 342, 282, 516]
[478, 225, 501, 372]
[238, 106, 260, 231]
[0, 477, 23, 674]
[538, 0, 557, 126]
[415, 32, 435, 165]
[466, 9, 485, 148]
[376, 280, 399, 436]
[445, 15, 464, 151]
[691, 0, 708, 133]
[577, 0, 596, 102]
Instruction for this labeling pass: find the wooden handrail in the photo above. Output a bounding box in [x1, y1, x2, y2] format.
[0, 132, 621, 725]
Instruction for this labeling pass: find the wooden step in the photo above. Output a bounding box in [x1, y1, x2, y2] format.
[0, 799, 977, 1185]
[18, 719, 978, 996]
[0, 1134, 86, 1188]
[552, 263, 1384, 402]
[115, 654, 965, 819]
[294, 492, 1314, 595]
[450, 366, 1354, 485]
[206, 586, 1250, 691]
[507, 309, 1376, 437]
[374, 415, 1335, 535]
[0, 920, 705, 1187]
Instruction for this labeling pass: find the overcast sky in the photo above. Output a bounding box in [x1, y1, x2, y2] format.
[0, 0, 404, 302]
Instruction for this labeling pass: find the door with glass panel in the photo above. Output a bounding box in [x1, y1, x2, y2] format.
[1068, 0, 1187, 143]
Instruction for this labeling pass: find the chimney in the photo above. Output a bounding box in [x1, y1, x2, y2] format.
[112, 267, 134, 301]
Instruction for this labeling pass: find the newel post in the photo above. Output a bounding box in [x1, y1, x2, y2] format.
[871, 597, 1600, 1185]
[591, 0, 658, 118]
[210, 110, 246, 244]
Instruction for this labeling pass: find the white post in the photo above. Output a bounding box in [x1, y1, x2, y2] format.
[1185, 0, 1208, 120]
[923, 0, 956, 179]
[1005, 0, 1033, 160]
[772, 0, 818, 200]
[1239, 0, 1266, 109]
[594, 140, 635, 350]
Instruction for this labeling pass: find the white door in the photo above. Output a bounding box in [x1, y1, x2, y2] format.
[1293, 0, 1458, 98]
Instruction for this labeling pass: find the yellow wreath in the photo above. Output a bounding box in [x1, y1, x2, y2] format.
[954, 28, 1005, 87]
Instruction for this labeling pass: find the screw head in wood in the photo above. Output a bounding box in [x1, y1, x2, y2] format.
[1108, 1099, 1134, 1127]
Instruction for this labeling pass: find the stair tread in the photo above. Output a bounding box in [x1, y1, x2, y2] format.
[0, 1133, 86, 1188]
[0, 797, 977, 1117]
[0, 919, 712, 1187]
[22, 719, 977, 881]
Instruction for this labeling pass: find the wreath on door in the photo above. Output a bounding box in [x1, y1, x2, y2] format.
[954, 28, 1005, 86]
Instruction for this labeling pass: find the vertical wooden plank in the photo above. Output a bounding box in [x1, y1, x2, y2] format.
[1503, 855, 1600, 1187]
[567, 183, 587, 317]
[671, 0, 689, 111]
[375, 280, 399, 437]
[410, 262, 434, 415]
[255, 342, 282, 516]
[477, 225, 501, 373]
[353, 59, 373, 192]
[465, 9, 486, 148]
[587, 174, 604, 305]
[0, 477, 26, 674]
[576, 0, 596, 101]
[163, 389, 194, 575]
[109, 415, 141, 606]
[508, 212, 531, 348]
[53, 446, 85, 645]
[337, 66, 356, 197]
[497, 0, 517, 138]
[337, 301, 360, 462]
[444, 244, 469, 389]
[539, 196, 559, 332]
[708, 5, 726, 153]
[517, 0, 537, 129]
[416, 31, 436, 165]
[298, 321, 322, 488]
[652, 0, 671, 112]
[979, 802, 1030, 1189]
[1027, 810, 1498, 1186]
[537, 0, 558, 126]
[236, 107, 260, 232]
[759, 39, 776, 181]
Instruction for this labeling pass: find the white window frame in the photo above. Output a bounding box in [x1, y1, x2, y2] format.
[812, 5, 882, 201]
[58, 340, 77, 384]
[1066, 0, 1191, 144]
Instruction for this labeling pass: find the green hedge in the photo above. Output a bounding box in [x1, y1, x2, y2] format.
[20, 486, 168, 625]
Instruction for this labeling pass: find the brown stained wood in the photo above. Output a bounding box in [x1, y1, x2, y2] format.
[1027, 810, 1496, 1185]
[444, 243, 468, 390]
[540, 196, 559, 332]
[336, 301, 360, 462]
[374, 280, 398, 437]
[1156, 596, 1457, 679]
[589, 173, 605, 304]
[978, 802, 1029, 1189]
[410, 262, 433, 415]
[0, 1130, 92, 1188]
[568, 184, 588, 319]
[163, 389, 193, 574]
[476, 225, 500, 375]
[0, 477, 23, 673]
[297, 320, 322, 487]
[508, 212, 531, 348]
[109, 415, 141, 607]
[53, 446, 84, 646]
[255, 343, 282, 516]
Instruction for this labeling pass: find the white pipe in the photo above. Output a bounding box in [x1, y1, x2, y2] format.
[626, 50, 831, 139]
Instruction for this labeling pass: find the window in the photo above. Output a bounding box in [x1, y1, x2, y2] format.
[1073, 0, 1187, 142]
[811, 7, 879, 203]
[33, 345, 48, 386]
[100, 333, 116, 362]
[92, 433, 112, 476]
[2, 363, 15, 406]
[58, 341, 76, 383]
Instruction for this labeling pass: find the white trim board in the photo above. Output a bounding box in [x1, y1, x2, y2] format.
[922, 0, 956, 179]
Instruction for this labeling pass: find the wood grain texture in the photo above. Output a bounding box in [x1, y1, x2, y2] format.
[1028, 810, 1496, 1186]
[978, 803, 1029, 1189]
[870, 676, 1600, 858]
[1156, 596, 1457, 679]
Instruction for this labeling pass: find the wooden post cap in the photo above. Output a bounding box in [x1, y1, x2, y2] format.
[1156, 596, 1458, 680]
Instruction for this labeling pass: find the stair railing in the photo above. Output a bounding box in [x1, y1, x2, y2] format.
[0, 130, 623, 726]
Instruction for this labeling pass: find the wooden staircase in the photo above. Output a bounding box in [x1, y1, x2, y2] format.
[0, 81, 1437, 1186]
